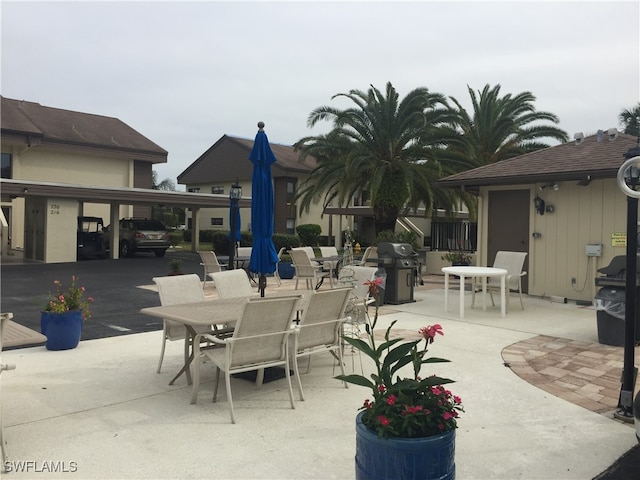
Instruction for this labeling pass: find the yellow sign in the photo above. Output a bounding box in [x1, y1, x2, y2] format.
[611, 233, 627, 247]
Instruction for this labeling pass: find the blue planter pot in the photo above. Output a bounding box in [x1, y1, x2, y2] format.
[355, 411, 456, 480]
[40, 310, 83, 350]
[278, 262, 295, 280]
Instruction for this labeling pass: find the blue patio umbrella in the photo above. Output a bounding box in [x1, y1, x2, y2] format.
[248, 122, 279, 296]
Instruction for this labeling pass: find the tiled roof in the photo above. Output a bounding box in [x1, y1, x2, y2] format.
[439, 132, 639, 189]
[1, 96, 167, 159]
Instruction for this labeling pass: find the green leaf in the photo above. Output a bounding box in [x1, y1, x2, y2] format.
[335, 374, 375, 389]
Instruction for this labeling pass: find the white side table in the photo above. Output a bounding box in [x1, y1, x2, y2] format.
[442, 266, 508, 319]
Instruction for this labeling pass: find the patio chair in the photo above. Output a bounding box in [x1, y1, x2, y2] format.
[471, 251, 528, 313]
[273, 247, 286, 286]
[357, 246, 377, 266]
[338, 266, 378, 371]
[153, 274, 222, 374]
[190, 295, 302, 423]
[198, 251, 226, 287]
[291, 287, 352, 400]
[290, 248, 333, 289]
[209, 269, 258, 299]
[319, 246, 340, 278]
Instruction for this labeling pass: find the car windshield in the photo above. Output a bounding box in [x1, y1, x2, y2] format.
[135, 221, 166, 230]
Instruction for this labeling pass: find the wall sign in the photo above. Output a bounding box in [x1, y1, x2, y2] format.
[611, 232, 627, 247]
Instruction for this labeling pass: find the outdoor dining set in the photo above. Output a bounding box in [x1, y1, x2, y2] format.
[141, 246, 381, 424]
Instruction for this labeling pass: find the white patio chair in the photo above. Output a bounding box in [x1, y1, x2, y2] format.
[209, 269, 258, 299]
[153, 274, 223, 374]
[291, 287, 352, 400]
[338, 266, 378, 371]
[190, 295, 302, 423]
[319, 246, 340, 278]
[290, 248, 332, 289]
[198, 251, 227, 287]
[357, 246, 377, 266]
[471, 251, 528, 313]
[273, 247, 286, 286]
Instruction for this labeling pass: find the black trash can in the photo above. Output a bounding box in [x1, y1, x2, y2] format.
[595, 286, 626, 347]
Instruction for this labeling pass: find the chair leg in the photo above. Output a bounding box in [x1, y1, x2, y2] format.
[284, 357, 296, 410]
[225, 370, 236, 424]
[190, 351, 201, 404]
[517, 279, 524, 310]
[156, 336, 167, 373]
[295, 277, 300, 290]
[292, 354, 305, 401]
[255, 368, 265, 388]
[213, 367, 221, 403]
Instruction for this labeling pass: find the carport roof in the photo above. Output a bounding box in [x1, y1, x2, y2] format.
[0, 179, 251, 208]
[439, 132, 639, 191]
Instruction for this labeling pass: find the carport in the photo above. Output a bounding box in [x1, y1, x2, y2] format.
[0, 179, 251, 263]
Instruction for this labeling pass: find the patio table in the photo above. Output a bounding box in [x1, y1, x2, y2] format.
[141, 298, 247, 385]
[140, 293, 306, 386]
[441, 266, 507, 319]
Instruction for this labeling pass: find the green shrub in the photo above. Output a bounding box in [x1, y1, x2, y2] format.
[296, 224, 322, 246]
[167, 232, 182, 247]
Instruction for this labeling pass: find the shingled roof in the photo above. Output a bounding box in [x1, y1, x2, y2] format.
[1, 96, 167, 162]
[177, 134, 316, 184]
[439, 132, 639, 191]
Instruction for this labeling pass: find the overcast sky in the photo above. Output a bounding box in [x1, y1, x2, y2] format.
[2, 0, 639, 189]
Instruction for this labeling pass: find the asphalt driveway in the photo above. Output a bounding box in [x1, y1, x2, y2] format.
[1, 249, 204, 347]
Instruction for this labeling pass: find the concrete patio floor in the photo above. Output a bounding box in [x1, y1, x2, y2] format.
[2, 275, 639, 479]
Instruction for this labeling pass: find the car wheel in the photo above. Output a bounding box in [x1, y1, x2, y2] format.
[155, 249, 167, 258]
[119, 241, 131, 258]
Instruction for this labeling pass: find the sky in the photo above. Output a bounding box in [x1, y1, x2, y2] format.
[2, 0, 639, 190]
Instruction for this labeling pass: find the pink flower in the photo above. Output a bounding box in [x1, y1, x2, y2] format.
[377, 416, 390, 427]
[419, 324, 444, 343]
[386, 395, 397, 406]
[454, 395, 462, 404]
[443, 412, 453, 420]
[377, 384, 386, 394]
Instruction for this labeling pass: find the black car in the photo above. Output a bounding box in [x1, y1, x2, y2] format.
[77, 216, 107, 260]
[106, 218, 170, 257]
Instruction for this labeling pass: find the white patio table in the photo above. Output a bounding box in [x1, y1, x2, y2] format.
[441, 266, 508, 319]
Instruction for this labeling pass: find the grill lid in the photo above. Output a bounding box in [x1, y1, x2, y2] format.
[377, 242, 416, 258]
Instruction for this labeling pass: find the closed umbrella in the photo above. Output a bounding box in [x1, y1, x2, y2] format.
[248, 122, 279, 296]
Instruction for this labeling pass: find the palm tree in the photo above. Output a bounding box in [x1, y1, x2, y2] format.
[619, 103, 640, 137]
[445, 84, 568, 169]
[294, 82, 474, 234]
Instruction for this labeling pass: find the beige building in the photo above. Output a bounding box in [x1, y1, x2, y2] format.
[440, 130, 639, 303]
[0, 97, 245, 263]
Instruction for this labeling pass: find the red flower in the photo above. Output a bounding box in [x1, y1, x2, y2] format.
[386, 395, 397, 406]
[377, 384, 386, 394]
[419, 324, 444, 343]
[377, 416, 390, 427]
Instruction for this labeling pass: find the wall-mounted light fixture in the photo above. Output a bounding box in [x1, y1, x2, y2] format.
[539, 183, 559, 191]
[534, 194, 546, 215]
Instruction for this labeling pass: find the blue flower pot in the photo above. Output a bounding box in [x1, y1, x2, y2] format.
[40, 310, 83, 350]
[355, 411, 456, 480]
[278, 262, 295, 280]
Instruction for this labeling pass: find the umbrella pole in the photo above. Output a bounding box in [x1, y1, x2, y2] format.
[259, 274, 266, 297]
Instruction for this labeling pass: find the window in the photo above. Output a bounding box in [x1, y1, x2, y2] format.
[286, 180, 296, 204]
[188, 187, 200, 193]
[211, 217, 223, 226]
[1, 153, 12, 179]
[211, 186, 224, 194]
[286, 218, 296, 235]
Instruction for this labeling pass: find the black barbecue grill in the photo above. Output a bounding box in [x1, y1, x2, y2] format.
[377, 242, 418, 304]
[594, 255, 640, 346]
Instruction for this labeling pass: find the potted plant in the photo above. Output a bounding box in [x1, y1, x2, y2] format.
[168, 258, 183, 275]
[441, 251, 472, 266]
[41, 276, 93, 350]
[277, 252, 295, 280]
[337, 277, 463, 480]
